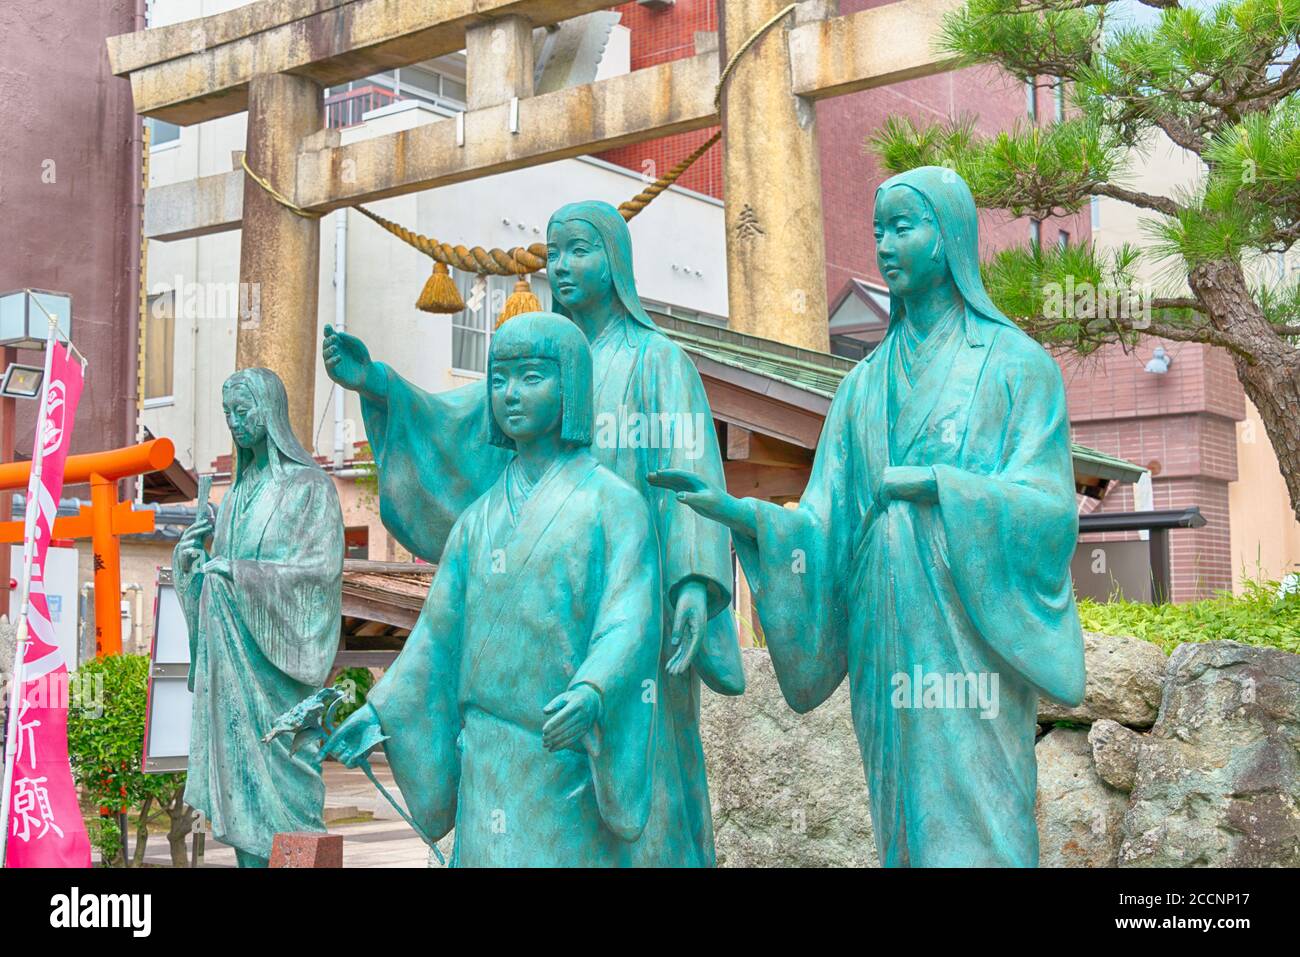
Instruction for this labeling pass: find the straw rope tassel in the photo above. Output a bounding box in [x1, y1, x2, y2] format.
[241, 5, 796, 318]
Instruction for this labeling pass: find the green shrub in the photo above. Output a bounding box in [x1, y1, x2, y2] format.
[331, 666, 375, 725]
[1078, 578, 1300, 655]
[67, 654, 193, 866]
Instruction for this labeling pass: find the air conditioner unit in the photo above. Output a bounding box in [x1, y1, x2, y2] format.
[638, 0, 676, 10]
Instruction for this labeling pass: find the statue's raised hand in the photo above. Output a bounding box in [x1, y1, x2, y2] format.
[322, 323, 373, 392]
[648, 469, 758, 540]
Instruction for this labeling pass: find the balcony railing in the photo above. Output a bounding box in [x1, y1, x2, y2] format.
[325, 84, 400, 129]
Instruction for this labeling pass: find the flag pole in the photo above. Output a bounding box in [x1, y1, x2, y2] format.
[0, 328, 59, 865]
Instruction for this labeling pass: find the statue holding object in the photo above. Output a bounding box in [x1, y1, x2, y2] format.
[322, 201, 743, 866]
[322, 313, 662, 867]
[173, 368, 343, 868]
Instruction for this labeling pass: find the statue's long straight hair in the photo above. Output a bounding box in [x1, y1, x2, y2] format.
[223, 368, 321, 485]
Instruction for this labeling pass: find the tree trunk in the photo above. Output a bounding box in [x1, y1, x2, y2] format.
[131, 794, 153, 867]
[1189, 259, 1300, 524]
[165, 788, 197, 868]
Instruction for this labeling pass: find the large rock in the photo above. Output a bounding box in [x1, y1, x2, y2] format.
[1119, 640, 1300, 867]
[1035, 728, 1128, 867]
[1088, 719, 1141, 792]
[700, 648, 877, 867]
[1038, 631, 1167, 728]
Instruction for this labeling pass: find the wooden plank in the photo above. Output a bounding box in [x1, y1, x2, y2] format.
[702, 376, 826, 451]
[109, 0, 627, 125]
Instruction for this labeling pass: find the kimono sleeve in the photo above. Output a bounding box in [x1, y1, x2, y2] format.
[643, 339, 745, 695]
[365, 517, 471, 842]
[570, 480, 662, 842]
[931, 340, 1086, 706]
[226, 469, 343, 688]
[360, 363, 510, 562]
[733, 364, 863, 713]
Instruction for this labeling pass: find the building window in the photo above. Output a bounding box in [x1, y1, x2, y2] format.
[1054, 80, 1065, 122]
[450, 272, 551, 374]
[147, 117, 180, 148]
[1026, 78, 1037, 121]
[344, 526, 369, 560]
[1029, 218, 1042, 247]
[143, 291, 175, 401]
[1091, 196, 1101, 229]
[1057, 229, 1070, 250]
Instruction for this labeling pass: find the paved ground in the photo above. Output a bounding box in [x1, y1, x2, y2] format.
[140, 761, 437, 868]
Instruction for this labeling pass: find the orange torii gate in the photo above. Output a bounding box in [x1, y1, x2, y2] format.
[0, 439, 175, 657]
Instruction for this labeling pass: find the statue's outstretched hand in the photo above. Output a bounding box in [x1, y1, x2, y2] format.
[319, 702, 386, 768]
[541, 684, 601, 753]
[648, 469, 758, 540]
[322, 323, 373, 392]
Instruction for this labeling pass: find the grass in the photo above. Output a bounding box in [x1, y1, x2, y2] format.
[1078, 577, 1300, 655]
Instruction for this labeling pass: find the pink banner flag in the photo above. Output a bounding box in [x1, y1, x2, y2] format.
[2, 338, 91, 867]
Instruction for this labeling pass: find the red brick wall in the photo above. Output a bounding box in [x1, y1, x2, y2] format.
[1068, 340, 1246, 600]
[600, 0, 1088, 303]
[599, 1, 722, 197]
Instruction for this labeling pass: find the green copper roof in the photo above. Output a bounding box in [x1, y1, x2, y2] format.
[653, 311, 1146, 486]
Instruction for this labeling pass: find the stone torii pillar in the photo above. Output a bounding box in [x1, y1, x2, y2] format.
[237, 74, 324, 447]
[720, 0, 832, 353]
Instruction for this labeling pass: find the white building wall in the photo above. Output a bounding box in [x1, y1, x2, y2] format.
[142, 5, 728, 477]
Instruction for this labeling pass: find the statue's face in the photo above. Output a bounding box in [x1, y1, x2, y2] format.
[490, 356, 564, 446]
[547, 219, 614, 314]
[222, 382, 267, 450]
[873, 186, 950, 297]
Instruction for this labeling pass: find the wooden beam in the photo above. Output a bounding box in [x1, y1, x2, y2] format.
[294, 52, 719, 212]
[108, 0, 627, 125]
[724, 462, 812, 502]
[700, 376, 826, 451]
[788, 0, 963, 101]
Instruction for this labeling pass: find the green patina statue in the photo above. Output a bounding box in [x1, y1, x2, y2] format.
[322, 201, 743, 866]
[650, 168, 1086, 867]
[173, 368, 343, 868]
[321, 313, 662, 866]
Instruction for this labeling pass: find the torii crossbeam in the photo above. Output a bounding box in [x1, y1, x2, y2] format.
[107, 0, 962, 442]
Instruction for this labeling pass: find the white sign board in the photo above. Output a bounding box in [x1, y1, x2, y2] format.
[142, 568, 193, 773]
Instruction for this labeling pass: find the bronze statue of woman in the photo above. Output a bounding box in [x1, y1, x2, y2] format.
[173, 368, 343, 868]
[652, 168, 1086, 867]
[322, 201, 742, 866]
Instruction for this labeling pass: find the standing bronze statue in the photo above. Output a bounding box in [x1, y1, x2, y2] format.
[322, 313, 663, 866]
[323, 201, 743, 866]
[174, 368, 343, 868]
[652, 168, 1086, 867]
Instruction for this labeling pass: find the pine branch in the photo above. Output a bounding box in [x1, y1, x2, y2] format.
[1089, 182, 1183, 217]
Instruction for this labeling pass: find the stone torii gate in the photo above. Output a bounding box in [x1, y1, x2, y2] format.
[108, 0, 960, 443]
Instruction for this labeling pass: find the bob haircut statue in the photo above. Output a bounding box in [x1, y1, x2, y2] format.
[486, 311, 594, 451]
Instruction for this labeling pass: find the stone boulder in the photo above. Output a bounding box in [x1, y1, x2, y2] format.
[1119, 640, 1300, 867]
[1038, 631, 1166, 728]
[1035, 728, 1128, 867]
[1087, 719, 1141, 792]
[700, 648, 877, 867]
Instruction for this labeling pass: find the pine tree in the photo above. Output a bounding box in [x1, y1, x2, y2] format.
[869, 0, 1300, 520]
